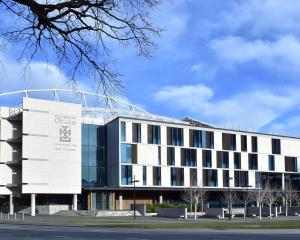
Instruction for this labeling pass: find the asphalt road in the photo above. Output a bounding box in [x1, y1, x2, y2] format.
[0, 223, 300, 240]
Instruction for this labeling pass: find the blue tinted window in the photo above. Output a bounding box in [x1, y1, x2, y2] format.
[82, 124, 89, 145]
[269, 155, 275, 171]
[167, 127, 183, 146]
[121, 165, 132, 185]
[191, 130, 202, 147]
[121, 121, 126, 142]
[202, 150, 212, 167]
[81, 124, 107, 187]
[121, 143, 133, 163]
[181, 148, 197, 166]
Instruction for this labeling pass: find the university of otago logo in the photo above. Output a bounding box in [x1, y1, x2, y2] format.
[60, 126, 71, 142]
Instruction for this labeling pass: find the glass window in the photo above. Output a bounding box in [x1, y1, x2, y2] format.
[223, 170, 229, 187]
[222, 133, 236, 151]
[132, 123, 141, 143]
[121, 144, 137, 164]
[241, 135, 247, 152]
[234, 171, 248, 187]
[248, 153, 258, 170]
[202, 150, 212, 167]
[148, 125, 161, 144]
[190, 168, 197, 186]
[217, 151, 229, 168]
[153, 167, 161, 186]
[189, 129, 202, 147]
[88, 146, 97, 166]
[171, 167, 184, 186]
[234, 152, 241, 169]
[81, 124, 107, 187]
[203, 169, 218, 187]
[285, 157, 298, 172]
[269, 155, 275, 171]
[202, 131, 214, 149]
[143, 166, 147, 186]
[181, 148, 197, 166]
[121, 165, 132, 185]
[167, 147, 175, 166]
[121, 121, 126, 142]
[251, 136, 258, 152]
[272, 139, 281, 154]
[82, 124, 89, 146]
[167, 127, 183, 146]
[158, 146, 161, 165]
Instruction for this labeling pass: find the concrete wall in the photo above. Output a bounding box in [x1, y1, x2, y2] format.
[157, 208, 187, 219]
[21, 98, 81, 194]
[205, 208, 225, 218]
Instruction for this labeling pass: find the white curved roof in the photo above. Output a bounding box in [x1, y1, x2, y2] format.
[0, 89, 187, 125]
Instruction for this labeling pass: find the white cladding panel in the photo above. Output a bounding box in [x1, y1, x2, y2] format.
[281, 138, 300, 156]
[22, 98, 81, 194]
[214, 131, 222, 150]
[257, 136, 270, 154]
[137, 144, 158, 165]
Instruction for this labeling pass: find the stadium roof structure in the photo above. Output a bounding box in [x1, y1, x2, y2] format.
[0, 89, 187, 125]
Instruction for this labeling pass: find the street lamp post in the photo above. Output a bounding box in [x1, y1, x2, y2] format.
[228, 177, 233, 221]
[130, 175, 140, 220]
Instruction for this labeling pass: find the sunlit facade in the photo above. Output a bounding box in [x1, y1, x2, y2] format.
[0, 89, 300, 214]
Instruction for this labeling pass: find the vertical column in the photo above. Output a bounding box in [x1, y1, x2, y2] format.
[108, 192, 115, 210]
[31, 194, 36, 217]
[9, 195, 14, 215]
[73, 194, 78, 211]
[87, 192, 91, 210]
[119, 194, 123, 210]
[159, 194, 163, 204]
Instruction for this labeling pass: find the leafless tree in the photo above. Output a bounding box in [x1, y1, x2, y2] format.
[264, 181, 280, 219]
[195, 188, 208, 216]
[253, 186, 268, 221]
[181, 187, 197, 218]
[282, 180, 297, 216]
[240, 189, 255, 218]
[222, 190, 238, 220]
[0, 0, 162, 94]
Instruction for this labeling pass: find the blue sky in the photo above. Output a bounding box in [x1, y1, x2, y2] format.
[1, 0, 300, 136]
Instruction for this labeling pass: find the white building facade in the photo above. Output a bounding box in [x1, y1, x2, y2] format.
[0, 89, 300, 213]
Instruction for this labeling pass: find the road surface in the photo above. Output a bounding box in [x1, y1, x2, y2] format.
[0, 223, 300, 239]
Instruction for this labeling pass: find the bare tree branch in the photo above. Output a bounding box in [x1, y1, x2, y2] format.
[0, 0, 162, 94]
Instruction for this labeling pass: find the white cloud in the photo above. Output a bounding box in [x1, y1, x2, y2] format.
[0, 53, 91, 93]
[220, 0, 300, 37]
[154, 84, 300, 130]
[152, 1, 189, 49]
[211, 35, 300, 72]
[190, 62, 217, 80]
[154, 84, 213, 112]
[261, 116, 300, 137]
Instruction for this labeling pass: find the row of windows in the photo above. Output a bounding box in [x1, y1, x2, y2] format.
[121, 143, 298, 172]
[121, 122, 282, 154]
[121, 166, 250, 187]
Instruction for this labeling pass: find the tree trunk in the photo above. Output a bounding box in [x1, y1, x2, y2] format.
[259, 203, 262, 221]
[286, 201, 288, 216]
[269, 204, 272, 219]
[194, 203, 197, 220]
[201, 199, 204, 216]
[244, 202, 246, 218]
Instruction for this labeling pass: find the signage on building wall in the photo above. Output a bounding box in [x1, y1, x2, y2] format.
[53, 114, 78, 152]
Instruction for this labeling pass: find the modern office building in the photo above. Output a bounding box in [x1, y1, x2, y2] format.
[0, 89, 300, 215]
